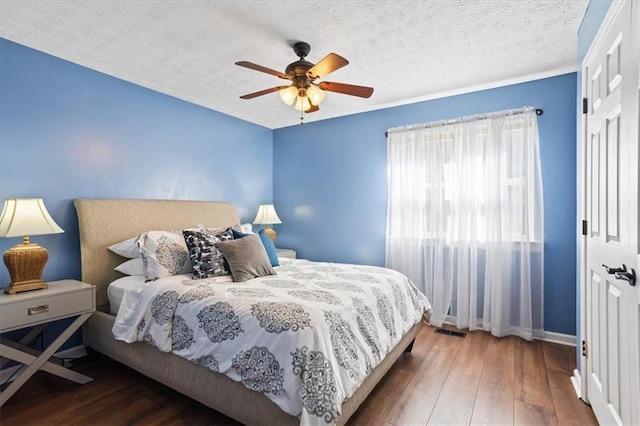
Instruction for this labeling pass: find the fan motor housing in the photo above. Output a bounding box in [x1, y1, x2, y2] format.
[286, 60, 314, 88]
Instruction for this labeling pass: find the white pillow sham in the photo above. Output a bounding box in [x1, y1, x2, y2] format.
[139, 230, 193, 280]
[108, 236, 140, 259]
[114, 257, 145, 276]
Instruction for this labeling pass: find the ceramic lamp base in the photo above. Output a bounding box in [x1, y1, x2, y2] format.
[263, 227, 277, 243]
[4, 243, 49, 294]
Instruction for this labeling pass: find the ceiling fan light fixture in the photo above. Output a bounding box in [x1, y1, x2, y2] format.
[279, 86, 297, 105]
[306, 85, 325, 105]
[294, 96, 311, 112]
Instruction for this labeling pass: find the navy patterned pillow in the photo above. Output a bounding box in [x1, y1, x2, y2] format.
[183, 228, 234, 279]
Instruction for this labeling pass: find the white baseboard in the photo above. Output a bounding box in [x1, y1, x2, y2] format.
[537, 331, 577, 347]
[441, 319, 577, 347]
[0, 344, 87, 384]
[571, 368, 582, 399]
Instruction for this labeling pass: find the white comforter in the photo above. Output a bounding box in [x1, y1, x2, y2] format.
[113, 259, 432, 425]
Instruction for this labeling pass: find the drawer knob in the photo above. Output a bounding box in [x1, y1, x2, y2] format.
[28, 305, 49, 315]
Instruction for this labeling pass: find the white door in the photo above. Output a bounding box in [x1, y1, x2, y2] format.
[582, 1, 639, 425]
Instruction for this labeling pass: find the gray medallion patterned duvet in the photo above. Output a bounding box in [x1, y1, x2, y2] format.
[113, 259, 432, 425]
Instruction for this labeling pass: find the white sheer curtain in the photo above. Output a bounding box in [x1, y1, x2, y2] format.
[386, 107, 544, 340]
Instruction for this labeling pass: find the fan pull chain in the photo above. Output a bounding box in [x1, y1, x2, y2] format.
[300, 108, 305, 125]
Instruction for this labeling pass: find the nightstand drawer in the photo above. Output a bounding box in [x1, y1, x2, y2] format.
[0, 289, 94, 331]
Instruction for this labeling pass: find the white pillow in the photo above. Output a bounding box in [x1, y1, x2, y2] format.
[139, 230, 193, 280]
[114, 257, 145, 276]
[202, 224, 254, 235]
[108, 236, 140, 259]
[240, 223, 254, 234]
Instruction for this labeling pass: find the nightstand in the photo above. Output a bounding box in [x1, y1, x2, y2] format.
[0, 279, 96, 406]
[276, 248, 297, 259]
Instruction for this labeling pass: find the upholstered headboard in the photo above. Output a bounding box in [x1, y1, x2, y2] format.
[74, 198, 240, 312]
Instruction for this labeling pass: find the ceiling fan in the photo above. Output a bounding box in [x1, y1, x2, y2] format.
[236, 41, 374, 115]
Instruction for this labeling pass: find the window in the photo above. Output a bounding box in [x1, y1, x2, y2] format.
[386, 107, 544, 340]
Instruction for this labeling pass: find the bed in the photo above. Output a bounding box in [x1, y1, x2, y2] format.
[75, 198, 430, 425]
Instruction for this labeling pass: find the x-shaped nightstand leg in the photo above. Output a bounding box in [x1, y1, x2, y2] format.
[0, 312, 93, 406]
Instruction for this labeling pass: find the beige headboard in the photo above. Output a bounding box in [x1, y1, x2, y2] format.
[74, 198, 240, 312]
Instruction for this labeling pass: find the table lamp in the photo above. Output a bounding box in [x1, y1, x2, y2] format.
[0, 198, 64, 294]
[253, 204, 282, 243]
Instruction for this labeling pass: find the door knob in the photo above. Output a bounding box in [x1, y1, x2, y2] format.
[603, 264, 627, 274]
[614, 268, 636, 286]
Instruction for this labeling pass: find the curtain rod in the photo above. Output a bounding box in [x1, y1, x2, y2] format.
[385, 107, 543, 137]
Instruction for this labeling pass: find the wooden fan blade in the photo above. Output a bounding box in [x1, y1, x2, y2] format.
[317, 81, 374, 98]
[239, 85, 290, 99]
[235, 61, 291, 80]
[305, 104, 320, 113]
[307, 53, 349, 80]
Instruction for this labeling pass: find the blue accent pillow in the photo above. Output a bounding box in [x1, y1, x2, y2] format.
[258, 229, 279, 267]
[232, 229, 251, 239]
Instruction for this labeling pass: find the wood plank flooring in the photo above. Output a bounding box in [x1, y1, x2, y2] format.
[1, 325, 597, 425]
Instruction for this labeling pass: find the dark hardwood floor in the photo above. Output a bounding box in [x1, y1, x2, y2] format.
[1, 325, 597, 425]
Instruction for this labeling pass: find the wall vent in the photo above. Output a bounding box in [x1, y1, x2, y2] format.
[434, 328, 467, 338]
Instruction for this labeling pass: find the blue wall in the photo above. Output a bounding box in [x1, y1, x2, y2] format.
[0, 38, 272, 347]
[1, 35, 584, 344]
[274, 73, 578, 335]
[0, 38, 273, 286]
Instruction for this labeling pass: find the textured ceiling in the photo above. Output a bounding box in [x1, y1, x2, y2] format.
[0, 1, 588, 129]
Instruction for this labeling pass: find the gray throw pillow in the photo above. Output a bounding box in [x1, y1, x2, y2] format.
[214, 234, 276, 282]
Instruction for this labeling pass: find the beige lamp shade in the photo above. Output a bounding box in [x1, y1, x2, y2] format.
[0, 198, 64, 238]
[0, 198, 64, 294]
[252, 204, 282, 225]
[253, 204, 281, 242]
